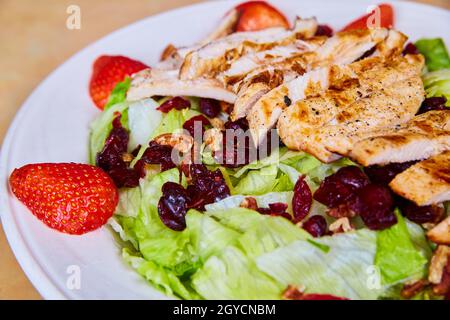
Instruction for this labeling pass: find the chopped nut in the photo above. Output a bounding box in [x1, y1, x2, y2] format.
[432, 265, 450, 296]
[160, 44, 178, 61]
[327, 204, 358, 219]
[219, 100, 233, 114]
[204, 128, 223, 152]
[400, 279, 429, 299]
[210, 117, 225, 130]
[429, 245, 450, 284]
[427, 216, 450, 245]
[122, 153, 134, 163]
[329, 217, 354, 234]
[240, 197, 258, 210]
[153, 133, 193, 153]
[282, 285, 306, 300]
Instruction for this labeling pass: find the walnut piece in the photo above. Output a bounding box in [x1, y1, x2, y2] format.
[153, 133, 193, 154]
[329, 217, 354, 234]
[427, 216, 450, 245]
[239, 197, 258, 211]
[429, 245, 450, 284]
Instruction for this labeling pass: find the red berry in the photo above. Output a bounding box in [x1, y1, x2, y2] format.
[315, 24, 333, 37]
[157, 96, 191, 113]
[9, 163, 118, 235]
[302, 215, 327, 237]
[89, 55, 148, 109]
[292, 176, 312, 223]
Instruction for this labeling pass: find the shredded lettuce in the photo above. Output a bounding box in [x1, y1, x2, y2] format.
[423, 69, 450, 106]
[375, 211, 429, 285]
[415, 38, 450, 72]
[89, 102, 129, 164]
[104, 78, 131, 110]
[128, 98, 162, 148]
[191, 246, 283, 300]
[257, 229, 381, 300]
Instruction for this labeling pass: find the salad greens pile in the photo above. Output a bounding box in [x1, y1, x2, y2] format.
[416, 38, 450, 105]
[89, 37, 450, 300]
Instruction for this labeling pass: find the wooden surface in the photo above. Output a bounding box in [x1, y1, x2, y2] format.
[0, 0, 448, 300]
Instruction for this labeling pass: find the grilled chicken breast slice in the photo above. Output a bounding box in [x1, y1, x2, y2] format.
[350, 110, 450, 166]
[127, 69, 236, 103]
[245, 28, 390, 144]
[277, 54, 425, 162]
[390, 151, 450, 206]
[179, 17, 318, 80]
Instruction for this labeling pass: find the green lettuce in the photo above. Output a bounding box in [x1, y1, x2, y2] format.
[205, 191, 293, 212]
[423, 69, 450, 106]
[89, 102, 129, 164]
[104, 78, 131, 110]
[127, 98, 162, 147]
[415, 38, 450, 72]
[375, 211, 429, 285]
[257, 229, 381, 300]
[191, 246, 283, 300]
[123, 249, 199, 299]
[234, 164, 279, 195]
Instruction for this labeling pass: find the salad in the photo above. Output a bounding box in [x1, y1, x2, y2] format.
[8, 2, 450, 300]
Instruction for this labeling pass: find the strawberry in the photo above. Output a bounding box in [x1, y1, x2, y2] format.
[89, 55, 148, 109]
[235, 1, 290, 32]
[9, 163, 119, 235]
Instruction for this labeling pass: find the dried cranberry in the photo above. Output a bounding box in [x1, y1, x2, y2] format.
[182, 115, 211, 138]
[214, 130, 252, 168]
[292, 176, 312, 223]
[257, 202, 291, 220]
[364, 161, 417, 185]
[158, 182, 189, 231]
[186, 164, 230, 210]
[356, 184, 397, 230]
[224, 118, 249, 131]
[302, 215, 327, 237]
[199, 98, 221, 118]
[134, 141, 176, 177]
[300, 294, 348, 300]
[402, 43, 419, 55]
[315, 24, 333, 37]
[314, 166, 369, 208]
[417, 97, 447, 115]
[107, 166, 141, 188]
[397, 198, 444, 224]
[96, 116, 129, 171]
[96, 115, 140, 188]
[157, 96, 190, 113]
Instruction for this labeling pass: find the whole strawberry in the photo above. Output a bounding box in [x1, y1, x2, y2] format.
[9, 163, 119, 235]
[89, 55, 148, 109]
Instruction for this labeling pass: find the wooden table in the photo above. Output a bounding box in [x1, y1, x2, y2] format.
[0, 0, 448, 300]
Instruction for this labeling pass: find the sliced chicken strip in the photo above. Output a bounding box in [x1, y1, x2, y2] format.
[220, 38, 325, 88]
[277, 54, 425, 162]
[199, 9, 240, 46]
[179, 17, 318, 80]
[127, 69, 236, 103]
[350, 110, 450, 166]
[246, 28, 390, 144]
[371, 29, 408, 59]
[390, 151, 450, 206]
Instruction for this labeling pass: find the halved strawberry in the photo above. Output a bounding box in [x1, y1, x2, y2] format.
[235, 1, 290, 32]
[341, 3, 394, 31]
[89, 55, 148, 110]
[9, 163, 119, 235]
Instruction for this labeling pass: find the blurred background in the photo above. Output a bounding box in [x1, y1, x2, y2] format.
[0, 0, 449, 299]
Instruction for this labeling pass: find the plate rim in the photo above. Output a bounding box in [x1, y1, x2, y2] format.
[1, 0, 449, 300]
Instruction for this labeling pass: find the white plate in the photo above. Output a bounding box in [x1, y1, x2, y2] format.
[1, 0, 449, 300]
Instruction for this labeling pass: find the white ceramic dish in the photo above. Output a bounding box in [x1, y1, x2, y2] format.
[1, 0, 449, 299]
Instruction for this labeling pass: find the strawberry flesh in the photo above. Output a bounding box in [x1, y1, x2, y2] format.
[9, 163, 118, 235]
